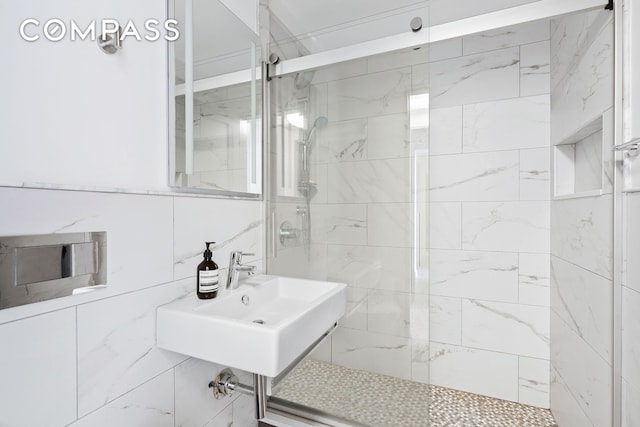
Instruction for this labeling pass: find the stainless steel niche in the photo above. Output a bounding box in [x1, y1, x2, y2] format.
[0, 232, 106, 309]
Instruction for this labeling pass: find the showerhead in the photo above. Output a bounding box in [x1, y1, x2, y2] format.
[304, 116, 329, 145]
[294, 70, 316, 89]
[313, 116, 328, 129]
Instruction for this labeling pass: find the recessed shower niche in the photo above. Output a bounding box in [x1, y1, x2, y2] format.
[553, 110, 614, 199]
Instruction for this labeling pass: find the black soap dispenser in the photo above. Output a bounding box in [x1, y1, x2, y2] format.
[197, 241, 219, 299]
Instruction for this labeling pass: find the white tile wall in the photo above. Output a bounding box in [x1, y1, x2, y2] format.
[462, 201, 550, 253]
[427, 21, 552, 408]
[77, 281, 192, 416]
[327, 68, 411, 121]
[0, 309, 77, 427]
[327, 158, 411, 203]
[430, 151, 520, 202]
[0, 186, 263, 427]
[429, 106, 463, 155]
[462, 20, 549, 56]
[521, 41, 551, 97]
[519, 356, 550, 408]
[429, 342, 519, 401]
[550, 256, 613, 363]
[462, 299, 549, 359]
[430, 47, 520, 108]
[550, 311, 612, 427]
[520, 148, 551, 201]
[331, 327, 412, 380]
[70, 371, 174, 427]
[550, 195, 613, 279]
[430, 202, 462, 249]
[462, 95, 550, 153]
[430, 249, 519, 303]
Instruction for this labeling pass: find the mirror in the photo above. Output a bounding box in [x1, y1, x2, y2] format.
[169, 0, 262, 197]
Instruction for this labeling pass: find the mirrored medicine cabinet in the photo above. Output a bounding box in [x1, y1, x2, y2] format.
[168, 0, 262, 198]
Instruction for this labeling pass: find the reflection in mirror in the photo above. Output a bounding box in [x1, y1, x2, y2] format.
[170, 0, 262, 196]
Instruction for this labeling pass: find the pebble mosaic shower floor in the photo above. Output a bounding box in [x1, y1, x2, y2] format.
[274, 359, 558, 427]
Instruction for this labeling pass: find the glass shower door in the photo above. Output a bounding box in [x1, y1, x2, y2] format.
[265, 47, 430, 426]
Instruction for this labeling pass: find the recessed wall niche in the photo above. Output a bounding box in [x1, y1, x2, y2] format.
[553, 114, 609, 199]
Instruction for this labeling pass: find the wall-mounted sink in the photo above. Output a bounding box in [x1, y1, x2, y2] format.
[157, 275, 346, 377]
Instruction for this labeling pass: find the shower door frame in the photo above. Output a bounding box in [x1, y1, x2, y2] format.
[261, 1, 612, 426]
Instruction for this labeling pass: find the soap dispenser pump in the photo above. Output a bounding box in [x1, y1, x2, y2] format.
[197, 241, 219, 299]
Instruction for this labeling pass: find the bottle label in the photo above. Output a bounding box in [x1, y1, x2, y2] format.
[199, 270, 219, 293]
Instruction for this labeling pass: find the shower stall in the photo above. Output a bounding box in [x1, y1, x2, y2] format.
[255, 1, 620, 426]
[212, 0, 621, 426]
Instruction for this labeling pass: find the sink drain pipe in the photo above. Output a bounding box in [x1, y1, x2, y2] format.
[209, 369, 267, 419]
[207, 322, 338, 419]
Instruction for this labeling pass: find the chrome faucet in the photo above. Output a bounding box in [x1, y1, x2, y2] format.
[226, 251, 256, 289]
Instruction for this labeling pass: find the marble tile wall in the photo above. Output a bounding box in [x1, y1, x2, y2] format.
[427, 21, 552, 408]
[549, 9, 615, 427]
[267, 45, 428, 385]
[0, 187, 263, 427]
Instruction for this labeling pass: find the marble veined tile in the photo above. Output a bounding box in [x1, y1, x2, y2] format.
[462, 95, 550, 153]
[622, 378, 640, 427]
[549, 366, 593, 427]
[203, 403, 232, 427]
[430, 47, 520, 108]
[551, 16, 613, 145]
[430, 202, 462, 250]
[462, 299, 550, 359]
[429, 38, 463, 63]
[368, 290, 411, 337]
[550, 9, 607, 91]
[0, 187, 174, 300]
[340, 286, 368, 331]
[0, 309, 76, 427]
[521, 41, 551, 97]
[174, 197, 262, 280]
[551, 311, 612, 427]
[430, 296, 462, 345]
[327, 158, 411, 203]
[519, 356, 550, 408]
[327, 245, 412, 293]
[368, 203, 412, 248]
[316, 118, 367, 163]
[574, 130, 603, 193]
[430, 151, 519, 202]
[463, 201, 550, 253]
[70, 371, 173, 427]
[77, 280, 192, 416]
[311, 204, 367, 245]
[430, 106, 463, 155]
[622, 286, 640, 399]
[332, 327, 412, 380]
[550, 195, 612, 279]
[520, 148, 551, 201]
[463, 20, 549, 56]
[327, 68, 411, 121]
[429, 342, 519, 401]
[430, 249, 519, 303]
[551, 256, 612, 364]
[519, 253, 550, 307]
[368, 113, 410, 160]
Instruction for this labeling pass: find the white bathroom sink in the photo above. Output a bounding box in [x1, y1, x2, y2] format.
[156, 275, 346, 377]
